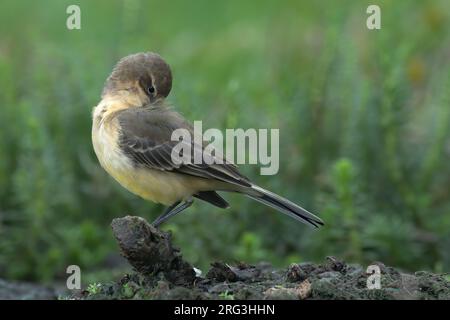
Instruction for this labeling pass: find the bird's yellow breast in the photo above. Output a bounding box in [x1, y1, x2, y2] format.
[91, 100, 213, 205]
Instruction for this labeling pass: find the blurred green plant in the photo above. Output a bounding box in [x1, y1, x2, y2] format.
[219, 290, 235, 300]
[86, 283, 102, 296]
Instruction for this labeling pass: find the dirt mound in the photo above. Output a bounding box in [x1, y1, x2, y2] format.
[72, 216, 450, 300]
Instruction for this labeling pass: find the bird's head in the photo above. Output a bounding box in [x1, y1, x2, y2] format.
[102, 52, 172, 106]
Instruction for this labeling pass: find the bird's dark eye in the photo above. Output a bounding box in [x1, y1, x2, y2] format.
[147, 86, 155, 95]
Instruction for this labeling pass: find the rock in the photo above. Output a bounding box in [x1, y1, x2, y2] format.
[263, 286, 299, 300]
[263, 280, 312, 300]
[206, 262, 260, 282]
[326, 256, 346, 272]
[111, 216, 195, 286]
[297, 279, 312, 299]
[316, 271, 342, 280]
[287, 263, 308, 282]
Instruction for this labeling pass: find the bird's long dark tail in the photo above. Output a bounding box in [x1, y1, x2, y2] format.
[243, 185, 324, 228]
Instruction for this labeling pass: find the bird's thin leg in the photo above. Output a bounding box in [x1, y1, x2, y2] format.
[152, 201, 180, 226]
[152, 199, 193, 227]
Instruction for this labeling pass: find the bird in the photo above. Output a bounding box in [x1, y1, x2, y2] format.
[92, 52, 324, 228]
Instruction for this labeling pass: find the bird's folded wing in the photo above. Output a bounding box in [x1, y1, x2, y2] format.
[116, 106, 252, 188]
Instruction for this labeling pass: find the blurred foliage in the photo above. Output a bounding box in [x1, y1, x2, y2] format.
[0, 0, 450, 283]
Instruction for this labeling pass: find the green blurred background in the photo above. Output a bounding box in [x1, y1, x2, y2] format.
[0, 0, 449, 285]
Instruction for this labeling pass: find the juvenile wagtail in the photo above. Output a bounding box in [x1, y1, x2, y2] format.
[92, 52, 324, 228]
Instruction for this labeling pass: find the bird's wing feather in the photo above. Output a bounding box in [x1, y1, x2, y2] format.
[116, 106, 252, 188]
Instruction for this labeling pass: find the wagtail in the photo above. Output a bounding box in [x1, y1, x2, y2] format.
[92, 52, 324, 228]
